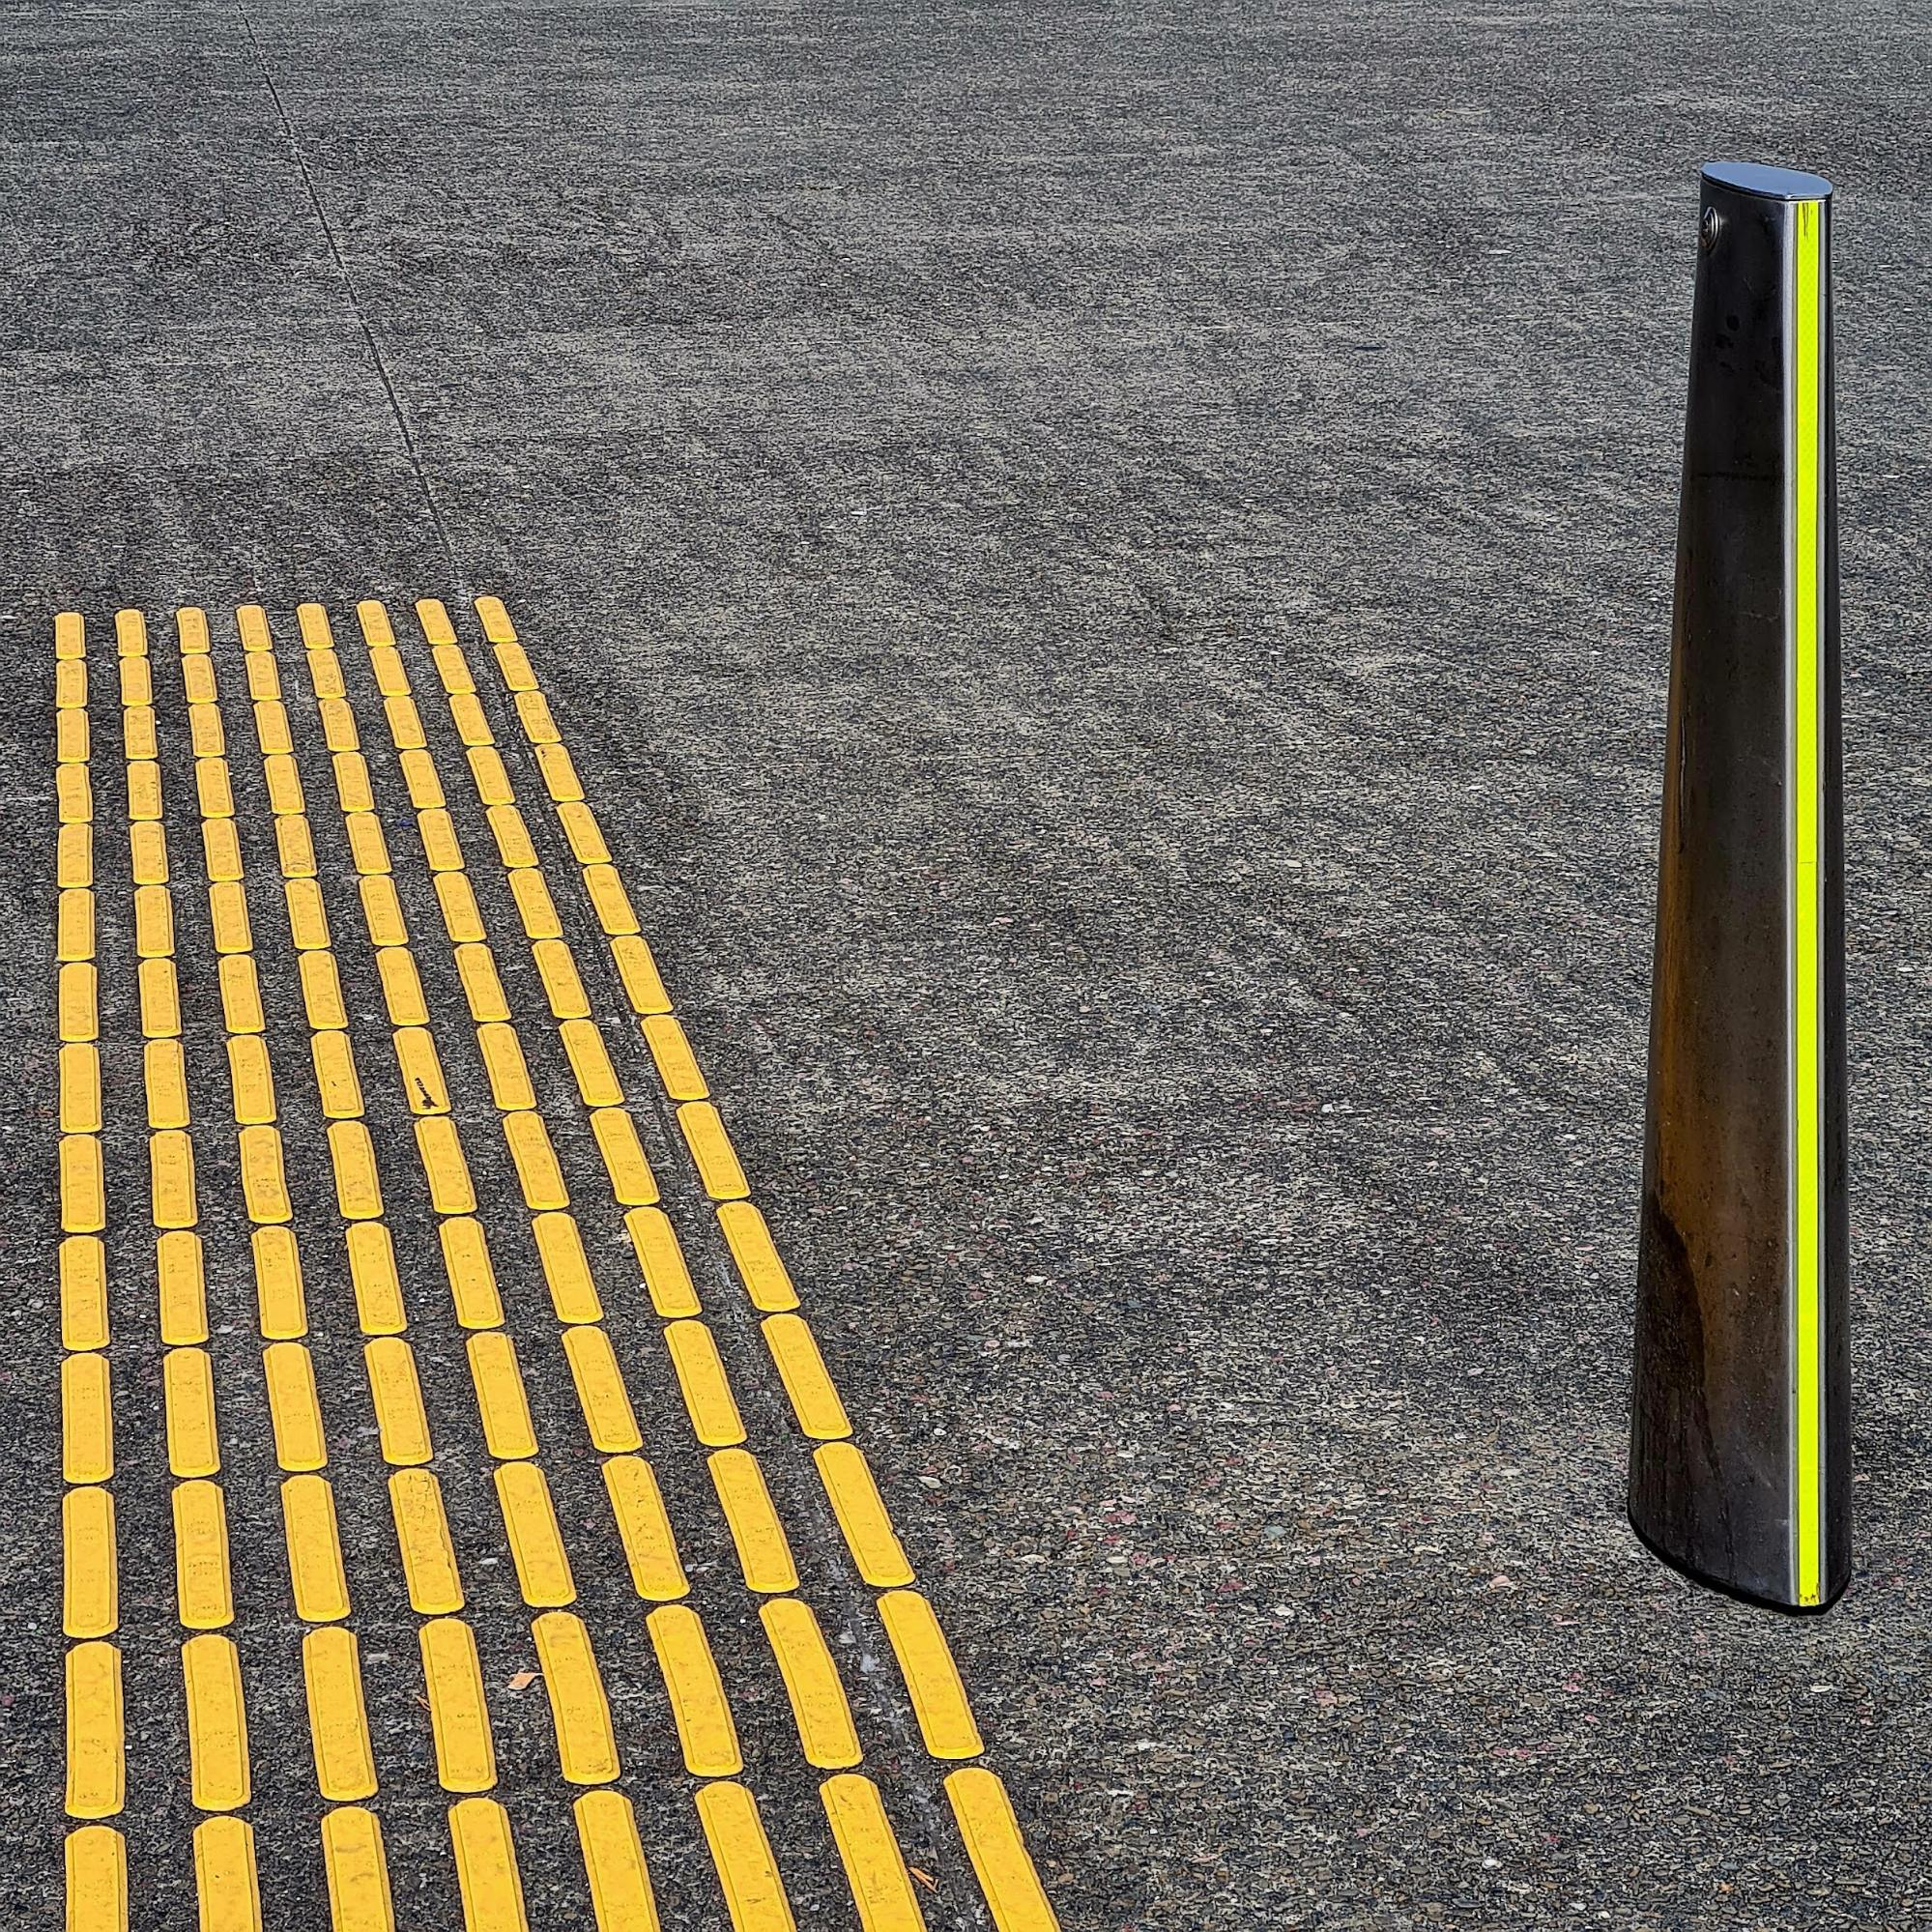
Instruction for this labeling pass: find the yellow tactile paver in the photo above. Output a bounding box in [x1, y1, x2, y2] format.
[50, 598, 1061, 1932]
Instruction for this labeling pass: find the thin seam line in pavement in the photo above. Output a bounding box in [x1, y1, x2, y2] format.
[234, 2, 468, 594]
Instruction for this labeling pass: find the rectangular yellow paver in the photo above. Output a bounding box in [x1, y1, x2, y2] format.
[417, 1114, 475, 1213]
[708, 1449, 799, 1594]
[303, 1627, 378, 1802]
[360, 876, 408, 949]
[695, 1781, 795, 1932]
[488, 805, 535, 867]
[560, 1017, 623, 1106]
[389, 1469, 464, 1614]
[394, 1026, 450, 1112]
[281, 1474, 351, 1622]
[193, 1816, 261, 1932]
[331, 1119, 384, 1218]
[944, 1769, 1060, 1932]
[456, 943, 510, 1021]
[624, 1207, 701, 1317]
[60, 1236, 108, 1350]
[533, 1611, 620, 1785]
[276, 813, 317, 878]
[400, 747, 445, 808]
[448, 1798, 528, 1932]
[322, 1805, 395, 1932]
[58, 887, 95, 963]
[647, 1604, 741, 1778]
[218, 955, 263, 1031]
[815, 1443, 914, 1587]
[514, 690, 561, 743]
[164, 1347, 220, 1478]
[437, 871, 486, 941]
[239, 1122, 291, 1223]
[764, 1600, 862, 1772]
[346, 812, 390, 876]
[129, 883, 168, 959]
[130, 820, 166, 883]
[254, 699, 293, 754]
[64, 1485, 118, 1640]
[58, 765, 93, 823]
[150, 1128, 196, 1228]
[678, 1101, 750, 1199]
[440, 1217, 505, 1328]
[377, 946, 430, 1024]
[59, 1043, 101, 1135]
[346, 1222, 406, 1335]
[477, 1023, 535, 1110]
[202, 817, 244, 879]
[602, 1457, 688, 1602]
[582, 864, 638, 936]
[252, 1226, 306, 1339]
[503, 1110, 568, 1209]
[66, 1640, 124, 1820]
[664, 1320, 745, 1446]
[226, 1035, 276, 1125]
[57, 822, 91, 890]
[878, 1593, 984, 1760]
[183, 1633, 251, 1811]
[65, 1825, 127, 1932]
[574, 1790, 660, 1932]
[333, 750, 375, 813]
[562, 1324, 642, 1453]
[145, 1039, 189, 1129]
[61, 1133, 105, 1232]
[641, 1014, 707, 1099]
[366, 1338, 433, 1465]
[264, 1341, 328, 1472]
[468, 1331, 538, 1458]
[63, 1351, 112, 1483]
[61, 962, 100, 1041]
[493, 1460, 576, 1607]
[821, 1774, 928, 1931]
[300, 950, 349, 1029]
[286, 878, 331, 950]
[174, 1480, 234, 1629]
[609, 935, 672, 1015]
[312, 1030, 365, 1118]
[763, 1313, 852, 1440]
[208, 879, 251, 952]
[468, 745, 512, 802]
[589, 1107, 658, 1206]
[419, 1621, 496, 1793]
[532, 937, 588, 1014]
[532, 1211, 601, 1322]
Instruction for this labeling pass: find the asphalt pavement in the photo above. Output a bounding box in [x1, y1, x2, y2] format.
[3, 3, 1931, 1928]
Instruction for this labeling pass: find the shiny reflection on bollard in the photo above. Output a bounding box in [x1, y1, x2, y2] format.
[1628, 162, 1849, 1614]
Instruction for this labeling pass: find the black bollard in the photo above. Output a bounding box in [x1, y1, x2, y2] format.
[1628, 162, 1848, 1614]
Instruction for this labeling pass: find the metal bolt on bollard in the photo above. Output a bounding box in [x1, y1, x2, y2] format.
[1627, 162, 1848, 1614]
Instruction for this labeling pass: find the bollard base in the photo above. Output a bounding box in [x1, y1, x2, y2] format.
[1626, 1511, 1849, 1618]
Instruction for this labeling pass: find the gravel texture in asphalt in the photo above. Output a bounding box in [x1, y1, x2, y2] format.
[3, 4, 1930, 1929]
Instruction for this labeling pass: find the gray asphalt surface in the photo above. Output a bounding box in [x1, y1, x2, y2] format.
[4, 3, 1932, 1928]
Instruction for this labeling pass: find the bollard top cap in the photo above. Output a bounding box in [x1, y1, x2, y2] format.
[1703, 160, 1832, 203]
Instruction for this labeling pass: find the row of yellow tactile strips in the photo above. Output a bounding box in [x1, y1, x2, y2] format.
[53, 597, 1058, 1932]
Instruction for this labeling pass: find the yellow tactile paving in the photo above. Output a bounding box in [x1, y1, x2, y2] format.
[264, 1342, 329, 1472]
[822, 1774, 928, 1930]
[560, 1017, 624, 1106]
[945, 1770, 1061, 1931]
[183, 1632, 251, 1810]
[602, 1456, 689, 1601]
[58, 822, 92, 889]
[562, 1324, 643, 1453]
[503, 1109, 569, 1208]
[532, 936, 590, 1015]
[61, 1132, 105, 1232]
[239, 1121, 292, 1223]
[300, 949, 349, 1028]
[64, 1824, 128, 1932]
[494, 1461, 576, 1607]
[456, 943, 511, 1021]
[65, 1640, 124, 1819]
[58, 886, 96, 962]
[303, 1627, 379, 1802]
[468, 1330, 539, 1459]
[448, 1798, 529, 1932]
[226, 1034, 276, 1124]
[63, 1485, 118, 1640]
[664, 1319, 746, 1446]
[488, 804, 536, 867]
[477, 1023, 536, 1109]
[532, 1210, 602, 1322]
[624, 1207, 703, 1317]
[192, 1815, 262, 1932]
[763, 1313, 853, 1440]
[286, 877, 332, 950]
[347, 1222, 407, 1335]
[440, 1217, 505, 1328]
[709, 1449, 799, 1594]
[877, 1593, 984, 1760]
[389, 1469, 466, 1615]
[415, 1113, 475, 1212]
[331, 1119, 385, 1218]
[313, 1029, 366, 1118]
[696, 1781, 796, 1932]
[218, 954, 264, 1031]
[469, 745, 513, 803]
[281, 1474, 351, 1621]
[589, 1106, 658, 1205]
[678, 1100, 751, 1199]
[377, 945, 431, 1024]
[394, 1026, 451, 1112]
[275, 812, 317, 877]
[419, 1620, 497, 1793]
[62, 1352, 112, 1483]
[173, 1480, 235, 1629]
[815, 1443, 915, 1588]
[322, 1805, 396, 1932]
[574, 1789, 662, 1932]
[61, 1237, 109, 1351]
[150, 1128, 197, 1228]
[533, 1610, 620, 1785]
[163, 1347, 220, 1478]
[438, 870, 487, 940]
[647, 1604, 741, 1777]
[609, 934, 673, 1015]
[252, 1226, 306, 1339]
[146, 1039, 190, 1129]
[60, 1044, 101, 1135]
[365, 1338, 434, 1466]
[60, 962, 100, 1041]
[764, 1603, 863, 1771]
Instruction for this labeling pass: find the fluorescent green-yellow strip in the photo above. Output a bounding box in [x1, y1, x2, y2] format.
[1792, 198, 1823, 1606]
